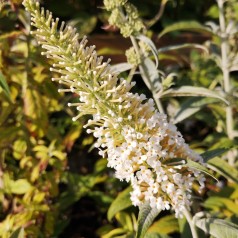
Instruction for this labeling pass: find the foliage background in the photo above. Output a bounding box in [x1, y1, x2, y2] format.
[0, 0, 237, 237]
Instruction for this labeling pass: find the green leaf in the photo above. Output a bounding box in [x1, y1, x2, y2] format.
[137, 35, 159, 67]
[13, 140, 27, 160]
[206, 5, 219, 19]
[9, 179, 32, 194]
[194, 215, 238, 238]
[204, 197, 238, 215]
[68, 13, 97, 36]
[102, 228, 128, 238]
[159, 21, 212, 38]
[140, 57, 161, 93]
[107, 186, 132, 221]
[178, 217, 192, 238]
[116, 212, 135, 231]
[201, 148, 229, 162]
[207, 157, 238, 183]
[148, 215, 179, 235]
[186, 160, 218, 181]
[136, 202, 161, 238]
[111, 63, 133, 74]
[145, 233, 169, 238]
[173, 97, 219, 124]
[158, 43, 208, 54]
[161, 86, 228, 104]
[0, 71, 11, 100]
[10, 227, 25, 238]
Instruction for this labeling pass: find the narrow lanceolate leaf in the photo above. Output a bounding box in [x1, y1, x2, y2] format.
[10, 227, 25, 238]
[0, 71, 11, 100]
[137, 35, 159, 67]
[186, 160, 218, 181]
[159, 21, 212, 38]
[161, 86, 228, 105]
[110, 62, 133, 74]
[148, 215, 179, 235]
[201, 148, 229, 162]
[173, 97, 219, 124]
[158, 43, 208, 54]
[107, 186, 132, 221]
[194, 216, 238, 238]
[207, 157, 238, 183]
[136, 202, 161, 238]
[140, 57, 161, 93]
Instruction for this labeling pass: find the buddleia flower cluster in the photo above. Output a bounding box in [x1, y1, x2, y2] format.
[103, 0, 144, 37]
[23, 0, 206, 218]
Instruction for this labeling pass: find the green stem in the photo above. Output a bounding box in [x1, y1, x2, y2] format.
[130, 36, 164, 113]
[145, 0, 168, 28]
[117, 7, 164, 113]
[183, 208, 199, 238]
[217, 0, 234, 140]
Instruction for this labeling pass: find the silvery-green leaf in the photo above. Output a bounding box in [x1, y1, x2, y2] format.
[140, 58, 161, 93]
[137, 35, 159, 68]
[173, 97, 219, 124]
[193, 213, 238, 238]
[186, 160, 218, 181]
[158, 43, 208, 54]
[159, 21, 212, 38]
[136, 202, 161, 238]
[111, 63, 133, 74]
[161, 86, 228, 104]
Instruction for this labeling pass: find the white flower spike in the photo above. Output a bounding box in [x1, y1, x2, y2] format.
[23, 0, 205, 218]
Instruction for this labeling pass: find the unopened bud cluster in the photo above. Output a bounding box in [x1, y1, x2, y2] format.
[23, 0, 205, 217]
[103, 0, 144, 37]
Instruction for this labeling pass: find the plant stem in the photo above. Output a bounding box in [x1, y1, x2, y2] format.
[130, 35, 164, 113]
[145, 0, 168, 28]
[183, 208, 199, 238]
[217, 0, 234, 140]
[117, 7, 164, 113]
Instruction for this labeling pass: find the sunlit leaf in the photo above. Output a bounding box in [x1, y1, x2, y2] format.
[137, 35, 159, 67]
[116, 212, 135, 231]
[145, 233, 169, 238]
[207, 158, 238, 183]
[186, 160, 218, 181]
[204, 197, 238, 215]
[108, 186, 132, 221]
[194, 214, 238, 238]
[9, 179, 32, 194]
[101, 228, 128, 238]
[13, 140, 27, 160]
[158, 43, 208, 54]
[148, 215, 179, 235]
[140, 57, 161, 93]
[159, 21, 212, 38]
[161, 86, 228, 104]
[110, 63, 133, 74]
[10, 227, 25, 238]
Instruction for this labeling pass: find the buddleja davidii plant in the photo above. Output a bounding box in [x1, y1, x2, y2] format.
[22, 0, 212, 237]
